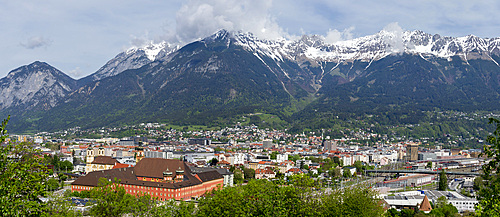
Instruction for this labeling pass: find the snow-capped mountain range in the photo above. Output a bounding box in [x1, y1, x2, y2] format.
[3, 28, 500, 110]
[3, 29, 500, 105]
[84, 29, 500, 84]
[76, 29, 500, 86]
[2, 28, 500, 133]
[229, 29, 500, 64]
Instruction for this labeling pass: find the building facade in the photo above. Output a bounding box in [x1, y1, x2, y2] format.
[86, 147, 105, 164]
[73, 158, 224, 201]
[85, 156, 118, 174]
[407, 143, 419, 161]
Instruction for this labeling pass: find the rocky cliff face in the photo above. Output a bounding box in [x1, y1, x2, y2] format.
[0, 61, 77, 111]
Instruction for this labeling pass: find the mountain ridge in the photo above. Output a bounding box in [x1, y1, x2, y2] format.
[2, 29, 500, 133]
[0, 61, 77, 111]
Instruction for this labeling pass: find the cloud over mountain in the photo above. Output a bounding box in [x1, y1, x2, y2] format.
[20, 36, 52, 49]
[165, 0, 286, 43]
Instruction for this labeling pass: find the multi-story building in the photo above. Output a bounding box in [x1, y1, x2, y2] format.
[426, 190, 478, 213]
[185, 153, 216, 164]
[145, 151, 173, 159]
[276, 154, 288, 163]
[418, 152, 437, 161]
[229, 153, 246, 165]
[341, 155, 353, 166]
[407, 143, 419, 161]
[255, 168, 276, 180]
[72, 158, 224, 201]
[188, 138, 211, 146]
[323, 140, 337, 151]
[85, 156, 119, 174]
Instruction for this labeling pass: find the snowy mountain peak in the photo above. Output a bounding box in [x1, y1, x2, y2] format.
[126, 41, 178, 61]
[80, 41, 180, 84]
[210, 29, 231, 40]
[215, 29, 500, 64]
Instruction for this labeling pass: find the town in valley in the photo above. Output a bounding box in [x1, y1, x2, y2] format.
[7, 115, 490, 215]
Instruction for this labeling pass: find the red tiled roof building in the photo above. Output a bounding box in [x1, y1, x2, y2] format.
[72, 158, 224, 201]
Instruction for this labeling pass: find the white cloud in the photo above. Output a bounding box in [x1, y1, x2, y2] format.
[20, 36, 52, 49]
[382, 22, 405, 53]
[129, 31, 154, 48]
[324, 26, 355, 44]
[166, 0, 286, 44]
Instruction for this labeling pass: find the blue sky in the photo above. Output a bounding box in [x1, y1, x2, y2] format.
[1, 0, 499, 78]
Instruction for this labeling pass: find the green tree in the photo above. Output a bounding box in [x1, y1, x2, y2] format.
[385, 208, 400, 217]
[0, 116, 49, 216]
[51, 155, 60, 170]
[197, 179, 320, 217]
[400, 208, 414, 217]
[58, 173, 68, 183]
[317, 167, 323, 174]
[233, 169, 244, 184]
[320, 158, 337, 171]
[476, 117, 500, 216]
[46, 178, 60, 191]
[243, 168, 255, 179]
[270, 151, 278, 160]
[353, 161, 363, 175]
[430, 196, 458, 217]
[89, 178, 136, 217]
[154, 200, 195, 217]
[209, 158, 219, 166]
[320, 184, 384, 216]
[343, 168, 352, 178]
[71, 177, 193, 217]
[426, 161, 433, 169]
[473, 176, 483, 191]
[328, 167, 341, 178]
[435, 196, 449, 208]
[60, 160, 74, 172]
[440, 204, 459, 217]
[288, 154, 301, 163]
[288, 173, 316, 188]
[301, 164, 309, 170]
[439, 169, 447, 191]
[333, 156, 342, 167]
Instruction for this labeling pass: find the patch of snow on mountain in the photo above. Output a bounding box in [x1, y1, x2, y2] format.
[142, 42, 169, 61]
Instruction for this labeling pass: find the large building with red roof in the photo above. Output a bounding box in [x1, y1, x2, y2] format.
[72, 158, 224, 201]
